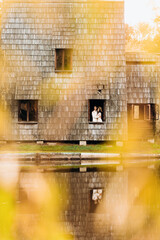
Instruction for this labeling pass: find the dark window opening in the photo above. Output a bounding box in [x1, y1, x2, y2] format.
[55, 49, 72, 71]
[126, 61, 156, 65]
[89, 100, 106, 123]
[18, 100, 38, 122]
[18, 188, 28, 203]
[151, 104, 159, 120]
[89, 189, 105, 214]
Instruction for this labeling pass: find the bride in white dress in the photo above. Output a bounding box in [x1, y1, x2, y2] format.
[97, 107, 103, 122]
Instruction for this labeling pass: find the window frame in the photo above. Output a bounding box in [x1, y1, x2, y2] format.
[55, 48, 73, 72]
[151, 104, 159, 120]
[89, 188, 105, 214]
[88, 99, 106, 124]
[18, 100, 38, 124]
[129, 104, 159, 121]
[144, 104, 151, 120]
[133, 105, 140, 120]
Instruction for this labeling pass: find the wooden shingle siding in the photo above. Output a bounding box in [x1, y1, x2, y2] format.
[1, 0, 126, 141]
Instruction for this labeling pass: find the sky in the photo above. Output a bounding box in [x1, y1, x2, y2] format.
[125, 0, 160, 26]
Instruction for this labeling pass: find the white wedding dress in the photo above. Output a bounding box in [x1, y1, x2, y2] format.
[98, 113, 102, 122]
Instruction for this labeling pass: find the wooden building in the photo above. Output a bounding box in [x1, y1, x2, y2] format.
[0, 0, 160, 142]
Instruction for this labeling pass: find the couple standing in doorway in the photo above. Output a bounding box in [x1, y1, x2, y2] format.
[92, 106, 103, 122]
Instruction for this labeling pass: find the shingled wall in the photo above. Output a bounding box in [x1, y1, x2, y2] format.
[126, 52, 160, 138]
[1, 0, 127, 142]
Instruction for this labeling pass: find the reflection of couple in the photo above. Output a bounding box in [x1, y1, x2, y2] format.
[92, 106, 102, 122]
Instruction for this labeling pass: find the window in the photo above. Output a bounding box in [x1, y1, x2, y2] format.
[18, 187, 28, 203]
[128, 104, 159, 121]
[133, 105, 145, 120]
[18, 100, 38, 122]
[55, 49, 72, 71]
[126, 61, 156, 65]
[133, 105, 140, 120]
[144, 105, 150, 120]
[89, 189, 104, 213]
[88, 100, 106, 123]
[151, 104, 159, 120]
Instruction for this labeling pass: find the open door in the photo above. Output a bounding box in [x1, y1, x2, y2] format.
[127, 104, 158, 140]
